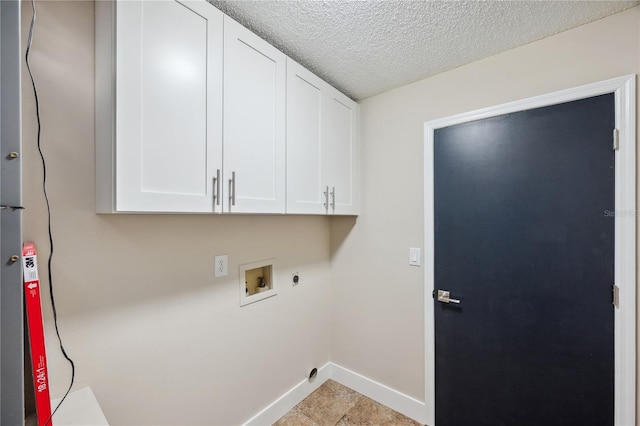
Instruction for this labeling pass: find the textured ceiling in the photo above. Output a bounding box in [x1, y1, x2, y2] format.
[209, 1, 639, 101]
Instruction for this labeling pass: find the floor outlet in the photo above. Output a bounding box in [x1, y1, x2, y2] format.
[215, 255, 228, 278]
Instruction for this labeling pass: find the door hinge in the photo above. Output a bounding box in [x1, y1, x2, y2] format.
[613, 284, 620, 309]
[613, 128, 620, 151]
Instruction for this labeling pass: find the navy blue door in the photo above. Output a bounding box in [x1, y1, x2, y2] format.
[434, 94, 615, 426]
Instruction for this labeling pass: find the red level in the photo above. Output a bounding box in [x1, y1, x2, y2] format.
[23, 242, 52, 426]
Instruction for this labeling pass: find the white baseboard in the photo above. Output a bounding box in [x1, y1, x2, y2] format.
[242, 363, 332, 426]
[243, 362, 427, 426]
[330, 363, 427, 425]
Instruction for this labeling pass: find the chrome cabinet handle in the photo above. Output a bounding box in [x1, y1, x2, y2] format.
[216, 169, 221, 206]
[229, 171, 236, 207]
[213, 169, 221, 208]
[323, 186, 329, 213]
[437, 290, 461, 304]
[330, 187, 335, 212]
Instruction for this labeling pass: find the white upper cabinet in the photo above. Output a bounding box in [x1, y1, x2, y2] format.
[223, 17, 286, 214]
[323, 88, 359, 215]
[96, 0, 223, 213]
[286, 60, 326, 214]
[286, 59, 359, 215]
[96, 1, 357, 215]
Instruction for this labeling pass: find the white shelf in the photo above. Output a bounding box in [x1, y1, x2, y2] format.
[51, 387, 109, 426]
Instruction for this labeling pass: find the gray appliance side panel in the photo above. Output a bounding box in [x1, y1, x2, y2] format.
[1, 0, 24, 424]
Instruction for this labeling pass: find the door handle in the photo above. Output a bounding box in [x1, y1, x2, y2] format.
[437, 290, 461, 304]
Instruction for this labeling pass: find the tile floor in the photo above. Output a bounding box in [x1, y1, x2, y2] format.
[273, 380, 422, 426]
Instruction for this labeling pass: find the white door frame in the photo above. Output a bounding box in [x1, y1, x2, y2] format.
[424, 75, 636, 426]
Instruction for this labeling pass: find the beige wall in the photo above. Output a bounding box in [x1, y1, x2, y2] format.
[21, 2, 331, 424]
[21, 0, 640, 423]
[331, 5, 640, 404]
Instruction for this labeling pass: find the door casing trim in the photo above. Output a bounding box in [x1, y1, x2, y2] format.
[424, 75, 636, 426]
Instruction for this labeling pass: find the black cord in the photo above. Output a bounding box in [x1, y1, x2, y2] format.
[25, 1, 76, 424]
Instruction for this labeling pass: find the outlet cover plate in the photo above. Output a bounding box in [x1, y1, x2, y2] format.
[215, 255, 228, 277]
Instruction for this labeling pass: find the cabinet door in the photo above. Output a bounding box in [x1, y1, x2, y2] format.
[286, 59, 326, 214]
[223, 16, 286, 214]
[115, 0, 222, 212]
[323, 89, 359, 215]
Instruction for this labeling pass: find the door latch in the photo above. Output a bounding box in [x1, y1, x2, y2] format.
[437, 290, 461, 304]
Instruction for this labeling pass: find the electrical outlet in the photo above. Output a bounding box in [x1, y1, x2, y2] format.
[215, 255, 228, 278]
